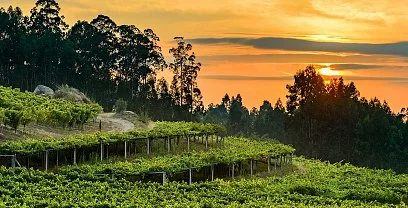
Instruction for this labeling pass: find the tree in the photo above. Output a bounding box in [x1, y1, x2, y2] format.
[169, 37, 202, 118]
[228, 94, 251, 135]
[286, 65, 326, 115]
[27, 0, 74, 88]
[29, 0, 68, 34]
[68, 16, 118, 110]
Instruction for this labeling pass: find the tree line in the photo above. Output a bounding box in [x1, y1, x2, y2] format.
[204, 66, 408, 173]
[0, 0, 203, 121]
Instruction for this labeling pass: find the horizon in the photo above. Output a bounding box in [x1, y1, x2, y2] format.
[2, 0, 408, 111]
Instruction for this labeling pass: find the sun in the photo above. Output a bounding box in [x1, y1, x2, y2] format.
[319, 67, 341, 76]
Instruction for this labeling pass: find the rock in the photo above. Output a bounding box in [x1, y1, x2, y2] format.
[123, 111, 136, 116]
[54, 85, 91, 103]
[34, 85, 54, 97]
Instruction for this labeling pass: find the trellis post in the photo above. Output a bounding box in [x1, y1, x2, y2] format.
[73, 148, 77, 165]
[124, 141, 127, 159]
[189, 168, 192, 185]
[187, 136, 190, 152]
[167, 137, 170, 153]
[290, 153, 293, 164]
[267, 156, 271, 173]
[45, 150, 49, 171]
[100, 143, 103, 161]
[211, 164, 214, 181]
[147, 138, 151, 154]
[274, 156, 277, 170]
[162, 172, 167, 184]
[232, 163, 235, 179]
[56, 150, 59, 167]
[11, 154, 16, 168]
[250, 159, 253, 177]
[205, 134, 208, 149]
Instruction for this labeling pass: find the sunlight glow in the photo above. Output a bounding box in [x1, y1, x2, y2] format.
[319, 67, 341, 76]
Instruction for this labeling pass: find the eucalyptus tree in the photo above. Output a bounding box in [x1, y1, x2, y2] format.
[169, 37, 202, 117]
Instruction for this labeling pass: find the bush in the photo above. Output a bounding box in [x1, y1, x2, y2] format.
[115, 99, 127, 113]
[4, 109, 22, 132]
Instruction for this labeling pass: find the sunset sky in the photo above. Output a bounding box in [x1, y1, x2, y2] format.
[3, 0, 408, 111]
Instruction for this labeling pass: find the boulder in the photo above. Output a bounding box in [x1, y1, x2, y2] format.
[34, 85, 54, 97]
[54, 85, 91, 103]
[122, 111, 136, 116]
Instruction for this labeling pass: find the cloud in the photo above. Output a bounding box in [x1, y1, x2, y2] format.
[315, 64, 408, 71]
[198, 54, 403, 64]
[201, 74, 408, 82]
[276, 0, 386, 25]
[190, 37, 408, 57]
[201, 75, 292, 81]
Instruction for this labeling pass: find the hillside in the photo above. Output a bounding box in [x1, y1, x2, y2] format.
[0, 156, 406, 207]
[0, 122, 406, 207]
[0, 86, 151, 140]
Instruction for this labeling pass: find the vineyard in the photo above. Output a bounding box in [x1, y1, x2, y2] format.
[0, 157, 407, 207]
[0, 121, 407, 207]
[60, 137, 295, 182]
[0, 86, 102, 131]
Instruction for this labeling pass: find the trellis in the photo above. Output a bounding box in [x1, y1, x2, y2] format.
[2, 133, 224, 171]
[81, 153, 294, 185]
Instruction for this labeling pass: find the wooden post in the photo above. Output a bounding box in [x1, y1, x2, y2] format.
[100, 143, 103, 161]
[189, 168, 192, 185]
[56, 150, 59, 167]
[124, 141, 127, 159]
[45, 150, 49, 171]
[267, 156, 270, 173]
[290, 153, 293, 164]
[162, 172, 167, 184]
[147, 138, 151, 154]
[250, 159, 253, 177]
[187, 136, 190, 152]
[278, 155, 281, 167]
[11, 154, 16, 168]
[232, 163, 235, 179]
[274, 157, 277, 170]
[167, 137, 170, 153]
[73, 148, 77, 165]
[205, 135, 208, 149]
[211, 164, 214, 181]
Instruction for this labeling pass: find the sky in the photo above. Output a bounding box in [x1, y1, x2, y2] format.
[2, 0, 408, 112]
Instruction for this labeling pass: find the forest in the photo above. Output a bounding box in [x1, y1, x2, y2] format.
[1, 0, 408, 174]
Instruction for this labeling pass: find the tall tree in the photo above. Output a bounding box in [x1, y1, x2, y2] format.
[29, 0, 68, 34]
[169, 37, 202, 117]
[28, 0, 73, 88]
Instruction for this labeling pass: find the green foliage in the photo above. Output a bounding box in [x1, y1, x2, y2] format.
[59, 137, 295, 178]
[115, 98, 127, 113]
[0, 157, 407, 207]
[4, 109, 22, 132]
[0, 86, 102, 131]
[0, 122, 226, 154]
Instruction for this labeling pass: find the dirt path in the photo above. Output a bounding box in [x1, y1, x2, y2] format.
[97, 113, 135, 132]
